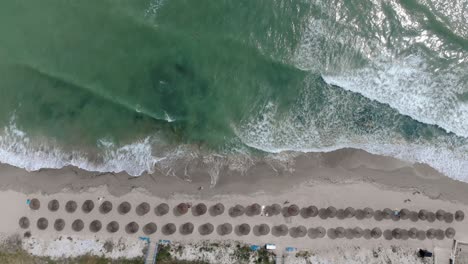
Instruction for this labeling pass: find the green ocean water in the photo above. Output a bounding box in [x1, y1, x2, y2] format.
[0, 0, 467, 179]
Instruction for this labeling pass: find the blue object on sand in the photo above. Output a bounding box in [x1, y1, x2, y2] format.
[138, 236, 150, 242]
[26, 199, 30, 205]
[250, 245, 260, 251]
[286, 247, 297, 252]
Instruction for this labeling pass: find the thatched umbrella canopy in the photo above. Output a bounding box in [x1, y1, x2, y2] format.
[363, 229, 372, 240]
[417, 230, 426, 240]
[125, 222, 139, 234]
[48, 200, 59, 212]
[445, 212, 454, 223]
[29, 198, 40, 210]
[155, 203, 169, 216]
[198, 223, 214, 236]
[99, 201, 113, 214]
[455, 210, 465, 222]
[217, 223, 233, 236]
[162, 223, 176, 235]
[354, 227, 364, 239]
[418, 210, 429, 221]
[427, 212, 436, 223]
[318, 208, 329, 219]
[301, 206, 319, 218]
[308, 228, 319, 239]
[193, 203, 208, 216]
[345, 228, 354, 239]
[399, 209, 410, 220]
[374, 210, 383, 221]
[382, 208, 393, 219]
[383, 230, 393, 240]
[317, 227, 326, 238]
[72, 219, 84, 232]
[363, 207, 374, 219]
[283, 204, 300, 217]
[371, 228, 382, 239]
[65, 201, 77, 213]
[106, 221, 119, 233]
[180, 222, 194, 235]
[237, 223, 251, 236]
[344, 207, 355, 218]
[409, 211, 419, 222]
[290, 226, 307, 238]
[336, 209, 346, 219]
[435, 229, 445, 240]
[82, 200, 94, 213]
[355, 209, 366, 220]
[246, 203, 261, 217]
[272, 224, 288, 237]
[37, 218, 48, 230]
[401, 229, 410, 240]
[136, 202, 150, 216]
[426, 229, 436, 239]
[143, 223, 157, 235]
[436, 209, 446, 221]
[118, 202, 131, 215]
[392, 228, 403, 239]
[271, 204, 282, 216]
[210, 203, 225, 216]
[176, 203, 189, 216]
[19, 217, 30, 229]
[326, 206, 337, 218]
[255, 224, 270, 236]
[335, 227, 345, 239]
[327, 228, 336, 239]
[445, 227, 456, 239]
[54, 219, 65, 231]
[89, 220, 102, 233]
[408, 228, 418, 239]
[229, 205, 245, 217]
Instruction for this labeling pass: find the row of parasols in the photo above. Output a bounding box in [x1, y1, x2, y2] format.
[28, 198, 465, 223]
[19, 216, 456, 240]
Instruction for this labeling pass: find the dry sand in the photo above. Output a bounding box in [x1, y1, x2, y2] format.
[0, 148, 467, 263]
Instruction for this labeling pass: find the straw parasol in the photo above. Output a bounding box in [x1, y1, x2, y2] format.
[399, 209, 410, 220]
[345, 228, 354, 239]
[19, 217, 30, 229]
[445, 228, 456, 239]
[125, 222, 139, 234]
[65, 200, 77, 213]
[143, 223, 157, 235]
[210, 203, 225, 216]
[199, 223, 214, 236]
[180, 222, 194, 235]
[374, 210, 383, 221]
[333, 227, 345, 239]
[435, 229, 445, 240]
[436, 209, 446, 221]
[455, 210, 465, 222]
[270, 204, 282, 216]
[301, 206, 319, 218]
[29, 198, 40, 210]
[54, 219, 65, 231]
[383, 230, 392, 240]
[317, 227, 326, 238]
[371, 228, 382, 239]
[318, 208, 329, 219]
[344, 207, 355, 218]
[427, 212, 436, 223]
[48, 200, 60, 212]
[162, 223, 176, 235]
[363, 229, 372, 239]
[382, 208, 393, 219]
[82, 200, 94, 213]
[255, 224, 270, 236]
[37, 218, 48, 230]
[176, 203, 189, 215]
[155, 203, 169, 216]
[118, 202, 131, 215]
[336, 209, 346, 220]
[426, 229, 436, 239]
[408, 228, 418, 239]
[290, 226, 307, 238]
[283, 204, 300, 217]
[106, 221, 119, 233]
[355, 209, 366, 220]
[401, 229, 409, 240]
[326, 206, 337, 218]
[246, 203, 261, 216]
[217, 223, 233, 236]
[72, 219, 84, 232]
[409, 211, 419, 222]
[417, 230, 426, 240]
[229, 205, 245, 217]
[363, 207, 374, 219]
[445, 212, 454, 223]
[308, 228, 319, 239]
[136, 202, 150, 216]
[418, 210, 429, 221]
[272, 224, 288, 237]
[193, 203, 207, 216]
[89, 220, 102, 233]
[392, 228, 403, 239]
[237, 223, 251, 236]
[99, 201, 113, 214]
[354, 227, 364, 239]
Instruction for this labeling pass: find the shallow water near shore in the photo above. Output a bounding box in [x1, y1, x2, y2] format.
[0, 0, 467, 180]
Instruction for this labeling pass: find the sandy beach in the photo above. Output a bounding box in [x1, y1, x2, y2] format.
[0, 148, 467, 263]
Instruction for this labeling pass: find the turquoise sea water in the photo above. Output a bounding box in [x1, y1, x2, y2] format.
[0, 0, 467, 180]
